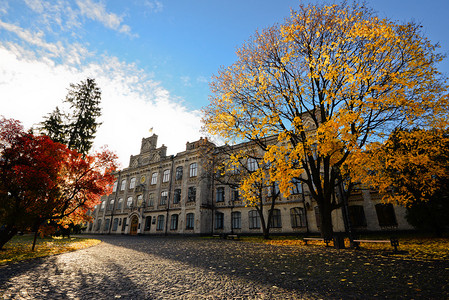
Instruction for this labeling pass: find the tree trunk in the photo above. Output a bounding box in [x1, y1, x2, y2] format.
[32, 225, 40, 251]
[0, 225, 18, 250]
[319, 202, 334, 240]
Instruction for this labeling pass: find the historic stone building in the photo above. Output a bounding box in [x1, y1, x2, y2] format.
[85, 134, 412, 236]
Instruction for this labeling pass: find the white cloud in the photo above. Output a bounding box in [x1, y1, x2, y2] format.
[144, 0, 163, 13]
[180, 76, 192, 87]
[23, 0, 81, 32]
[0, 20, 62, 57]
[76, 0, 135, 37]
[24, 0, 44, 13]
[0, 43, 203, 168]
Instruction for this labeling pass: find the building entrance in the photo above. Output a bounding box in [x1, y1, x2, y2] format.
[130, 216, 139, 235]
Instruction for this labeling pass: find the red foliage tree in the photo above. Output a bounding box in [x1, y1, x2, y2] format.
[0, 117, 117, 250]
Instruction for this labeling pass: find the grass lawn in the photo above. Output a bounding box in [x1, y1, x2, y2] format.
[239, 235, 449, 261]
[0, 235, 101, 265]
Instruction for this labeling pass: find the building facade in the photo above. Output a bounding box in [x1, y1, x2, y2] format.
[85, 134, 412, 236]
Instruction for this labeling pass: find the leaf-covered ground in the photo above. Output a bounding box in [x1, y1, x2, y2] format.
[0, 235, 101, 264]
[241, 235, 449, 261]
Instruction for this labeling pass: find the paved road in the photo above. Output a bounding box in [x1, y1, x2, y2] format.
[1, 235, 448, 299]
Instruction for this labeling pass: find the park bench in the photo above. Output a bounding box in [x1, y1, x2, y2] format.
[353, 237, 400, 253]
[226, 234, 239, 240]
[303, 237, 332, 247]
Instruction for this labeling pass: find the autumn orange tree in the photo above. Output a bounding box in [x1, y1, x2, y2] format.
[353, 128, 449, 235]
[0, 117, 117, 250]
[202, 3, 449, 239]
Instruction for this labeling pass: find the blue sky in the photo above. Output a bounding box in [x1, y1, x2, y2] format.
[1, 0, 448, 167]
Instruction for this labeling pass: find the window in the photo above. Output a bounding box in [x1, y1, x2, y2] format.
[348, 205, 367, 227]
[176, 166, 183, 180]
[375, 203, 397, 227]
[120, 179, 126, 191]
[314, 206, 321, 228]
[122, 218, 127, 231]
[232, 189, 239, 201]
[112, 181, 117, 192]
[269, 209, 282, 228]
[173, 189, 181, 204]
[163, 169, 170, 182]
[129, 177, 136, 189]
[215, 212, 224, 229]
[137, 195, 143, 207]
[216, 187, 225, 202]
[126, 197, 133, 208]
[186, 213, 194, 229]
[188, 187, 196, 202]
[112, 218, 119, 231]
[156, 215, 165, 231]
[189, 163, 197, 177]
[108, 199, 115, 211]
[144, 216, 151, 231]
[268, 182, 280, 197]
[231, 211, 241, 229]
[100, 201, 105, 211]
[117, 198, 123, 210]
[104, 219, 110, 231]
[96, 219, 102, 231]
[148, 193, 154, 206]
[291, 178, 302, 195]
[170, 214, 178, 230]
[151, 172, 158, 185]
[248, 210, 261, 229]
[160, 191, 168, 205]
[290, 207, 306, 228]
[247, 158, 258, 172]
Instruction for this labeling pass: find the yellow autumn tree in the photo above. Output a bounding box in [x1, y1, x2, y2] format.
[202, 3, 449, 239]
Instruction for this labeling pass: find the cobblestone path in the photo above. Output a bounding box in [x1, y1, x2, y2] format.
[1, 235, 448, 299]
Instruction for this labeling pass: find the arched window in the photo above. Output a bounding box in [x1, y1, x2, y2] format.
[108, 199, 115, 211]
[216, 187, 225, 202]
[129, 177, 136, 189]
[120, 179, 126, 191]
[104, 219, 110, 231]
[188, 187, 196, 202]
[247, 158, 258, 172]
[160, 191, 168, 205]
[215, 212, 224, 229]
[100, 201, 105, 211]
[151, 172, 158, 185]
[173, 189, 181, 204]
[170, 214, 179, 230]
[112, 218, 119, 231]
[126, 197, 133, 208]
[163, 169, 170, 182]
[156, 215, 164, 230]
[144, 216, 152, 231]
[189, 163, 197, 177]
[231, 211, 241, 229]
[186, 213, 195, 229]
[176, 166, 183, 180]
[290, 207, 305, 228]
[117, 198, 123, 210]
[148, 193, 154, 206]
[137, 195, 143, 207]
[112, 181, 118, 192]
[269, 209, 282, 228]
[248, 210, 260, 229]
